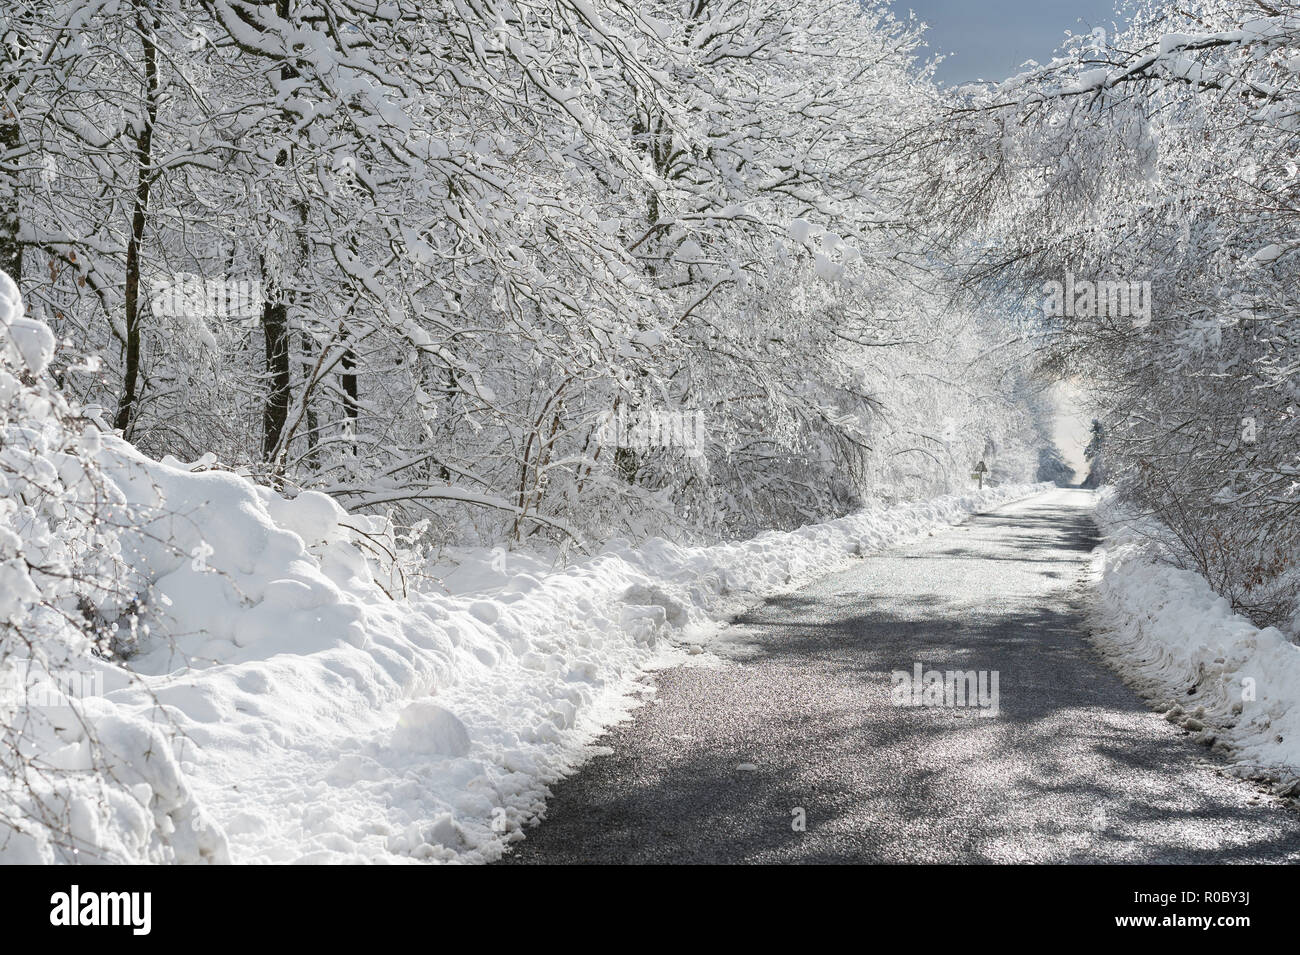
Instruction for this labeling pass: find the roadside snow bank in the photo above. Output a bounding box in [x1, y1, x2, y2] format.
[0, 269, 227, 866]
[6, 381, 1047, 864]
[112, 463, 1044, 864]
[1089, 492, 1300, 795]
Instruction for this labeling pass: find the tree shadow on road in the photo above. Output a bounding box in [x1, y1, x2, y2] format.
[499, 496, 1300, 864]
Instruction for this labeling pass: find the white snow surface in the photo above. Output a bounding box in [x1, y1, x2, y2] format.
[0, 271, 53, 375]
[1089, 491, 1300, 794]
[3, 413, 1049, 863]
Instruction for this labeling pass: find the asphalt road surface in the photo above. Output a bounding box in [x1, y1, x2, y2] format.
[501, 488, 1300, 864]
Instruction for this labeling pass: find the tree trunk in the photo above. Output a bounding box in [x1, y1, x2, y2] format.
[260, 0, 297, 465]
[113, 13, 158, 434]
[0, 10, 28, 284]
[300, 329, 318, 468]
[0, 86, 21, 283]
[341, 340, 358, 452]
[261, 296, 290, 458]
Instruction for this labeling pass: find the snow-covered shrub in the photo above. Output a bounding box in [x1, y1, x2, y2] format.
[1092, 491, 1300, 792]
[0, 270, 224, 862]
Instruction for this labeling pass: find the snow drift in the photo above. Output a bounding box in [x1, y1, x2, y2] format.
[1089, 491, 1300, 797]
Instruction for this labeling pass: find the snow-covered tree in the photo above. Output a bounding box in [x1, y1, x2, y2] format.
[938, 0, 1300, 627]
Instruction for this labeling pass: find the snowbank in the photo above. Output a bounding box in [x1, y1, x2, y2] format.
[1089, 492, 1300, 796]
[0, 267, 227, 865]
[5, 418, 1048, 863]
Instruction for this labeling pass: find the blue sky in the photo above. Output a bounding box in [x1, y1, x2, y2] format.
[895, 1, 1129, 84]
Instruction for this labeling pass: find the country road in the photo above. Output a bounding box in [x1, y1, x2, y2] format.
[502, 488, 1300, 864]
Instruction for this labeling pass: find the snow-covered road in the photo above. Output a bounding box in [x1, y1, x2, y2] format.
[503, 489, 1300, 863]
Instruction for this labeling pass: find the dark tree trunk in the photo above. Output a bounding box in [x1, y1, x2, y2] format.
[0, 12, 27, 284]
[341, 342, 358, 452]
[261, 297, 290, 458]
[0, 99, 21, 284]
[260, 0, 298, 466]
[113, 15, 158, 434]
[300, 330, 318, 467]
